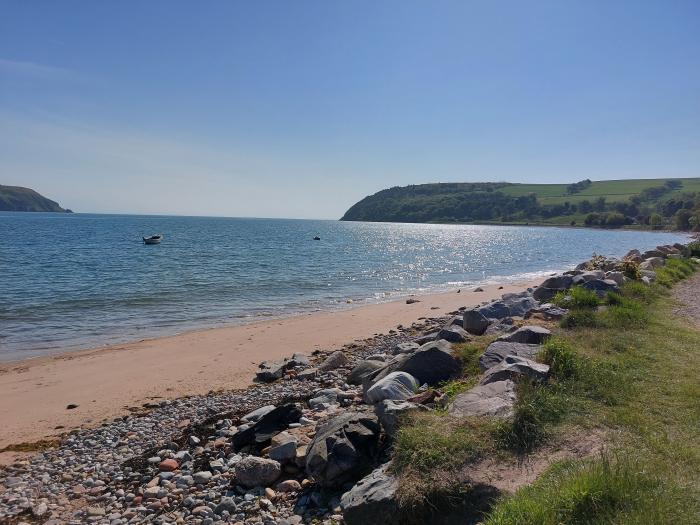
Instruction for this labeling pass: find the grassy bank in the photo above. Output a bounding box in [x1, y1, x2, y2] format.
[392, 258, 700, 524]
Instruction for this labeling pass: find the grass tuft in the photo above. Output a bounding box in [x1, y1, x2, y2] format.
[553, 285, 600, 309]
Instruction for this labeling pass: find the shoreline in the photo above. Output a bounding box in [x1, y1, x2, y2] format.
[0, 279, 540, 452]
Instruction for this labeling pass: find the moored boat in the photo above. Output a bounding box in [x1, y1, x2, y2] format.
[143, 234, 163, 245]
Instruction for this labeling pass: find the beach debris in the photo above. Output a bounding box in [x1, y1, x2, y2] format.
[65, 403, 79, 410]
[405, 297, 420, 304]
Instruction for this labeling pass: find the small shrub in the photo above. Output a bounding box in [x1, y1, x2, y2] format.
[620, 259, 641, 280]
[560, 310, 600, 328]
[688, 240, 700, 257]
[539, 338, 580, 380]
[494, 379, 567, 453]
[453, 341, 487, 377]
[553, 286, 600, 309]
[620, 281, 656, 304]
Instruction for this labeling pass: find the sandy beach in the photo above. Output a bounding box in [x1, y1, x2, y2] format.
[0, 280, 539, 452]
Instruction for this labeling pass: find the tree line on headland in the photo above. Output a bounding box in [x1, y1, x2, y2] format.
[341, 178, 700, 231]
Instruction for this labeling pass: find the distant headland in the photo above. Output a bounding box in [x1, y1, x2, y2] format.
[341, 177, 700, 231]
[0, 185, 72, 213]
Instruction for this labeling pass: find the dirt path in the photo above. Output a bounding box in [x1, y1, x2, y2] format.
[672, 271, 700, 328]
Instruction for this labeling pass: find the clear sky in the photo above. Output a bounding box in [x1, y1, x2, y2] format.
[1, 1, 699, 218]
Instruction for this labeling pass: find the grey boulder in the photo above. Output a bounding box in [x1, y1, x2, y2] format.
[437, 324, 470, 343]
[498, 325, 551, 345]
[374, 399, 429, 437]
[348, 360, 386, 385]
[393, 342, 420, 355]
[235, 456, 282, 488]
[340, 464, 399, 525]
[479, 341, 541, 371]
[306, 412, 380, 487]
[582, 279, 620, 297]
[480, 355, 549, 385]
[319, 350, 349, 372]
[533, 275, 573, 301]
[449, 380, 516, 418]
[364, 372, 419, 405]
[462, 308, 490, 335]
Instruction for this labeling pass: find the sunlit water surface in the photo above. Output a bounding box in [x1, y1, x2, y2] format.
[0, 213, 688, 360]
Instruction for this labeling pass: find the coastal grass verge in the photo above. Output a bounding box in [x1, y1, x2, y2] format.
[392, 257, 699, 523]
[484, 258, 700, 524]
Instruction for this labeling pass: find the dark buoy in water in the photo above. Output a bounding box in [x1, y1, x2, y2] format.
[313, 236, 321, 240]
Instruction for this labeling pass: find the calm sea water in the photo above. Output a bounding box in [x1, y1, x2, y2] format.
[0, 212, 688, 360]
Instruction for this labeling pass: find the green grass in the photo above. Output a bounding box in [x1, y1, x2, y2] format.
[553, 286, 601, 309]
[500, 177, 700, 205]
[483, 261, 700, 524]
[484, 455, 688, 525]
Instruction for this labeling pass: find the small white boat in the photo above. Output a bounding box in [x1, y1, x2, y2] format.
[143, 234, 163, 245]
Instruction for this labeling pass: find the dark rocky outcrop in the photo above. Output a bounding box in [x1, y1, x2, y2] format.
[449, 380, 516, 418]
[463, 308, 490, 335]
[306, 412, 380, 488]
[497, 325, 551, 345]
[479, 341, 541, 371]
[533, 275, 573, 301]
[340, 464, 399, 525]
[582, 279, 620, 296]
[437, 324, 470, 343]
[480, 355, 549, 385]
[233, 404, 302, 451]
[348, 360, 386, 385]
[375, 400, 429, 437]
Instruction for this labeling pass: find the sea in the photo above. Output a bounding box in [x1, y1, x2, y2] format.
[0, 212, 688, 361]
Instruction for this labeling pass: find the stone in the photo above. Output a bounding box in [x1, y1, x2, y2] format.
[582, 279, 620, 296]
[502, 295, 538, 317]
[640, 257, 665, 270]
[477, 301, 511, 320]
[374, 399, 429, 437]
[241, 405, 277, 423]
[462, 308, 490, 335]
[479, 341, 541, 371]
[340, 464, 399, 525]
[437, 324, 470, 343]
[525, 303, 568, 321]
[532, 274, 573, 301]
[235, 456, 282, 487]
[364, 372, 419, 404]
[498, 325, 551, 345]
[605, 271, 625, 286]
[480, 355, 549, 385]
[158, 459, 179, 472]
[256, 361, 286, 382]
[449, 380, 516, 418]
[348, 360, 386, 385]
[413, 332, 439, 345]
[276, 479, 302, 492]
[214, 497, 238, 515]
[367, 339, 461, 389]
[296, 367, 318, 380]
[306, 412, 380, 487]
[233, 403, 303, 451]
[309, 388, 340, 410]
[319, 350, 349, 371]
[269, 433, 298, 462]
[393, 342, 420, 354]
[642, 249, 665, 259]
[193, 471, 212, 484]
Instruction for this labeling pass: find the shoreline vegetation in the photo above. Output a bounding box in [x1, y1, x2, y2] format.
[341, 178, 700, 232]
[1, 241, 699, 524]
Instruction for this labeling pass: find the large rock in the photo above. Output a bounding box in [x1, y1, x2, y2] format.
[533, 275, 573, 301]
[256, 361, 286, 382]
[319, 350, 349, 372]
[235, 456, 281, 487]
[348, 360, 386, 385]
[233, 404, 302, 450]
[480, 355, 549, 385]
[582, 279, 620, 297]
[306, 412, 380, 487]
[437, 324, 470, 343]
[572, 271, 605, 286]
[477, 301, 511, 320]
[524, 303, 568, 321]
[367, 339, 462, 388]
[642, 249, 665, 259]
[501, 294, 538, 317]
[479, 341, 541, 371]
[374, 399, 429, 437]
[393, 342, 420, 355]
[463, 309, 490, 335]
[449, 380, 516, 418]
[604, 271, 625, 287]
[497, 325, 551, 345]
[640, 257, 665, 270]
[364, 372, 419, 404]
[340, 464, 400, 525]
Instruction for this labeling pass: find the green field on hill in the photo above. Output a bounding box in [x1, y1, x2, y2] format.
[341, 177, 700, 230]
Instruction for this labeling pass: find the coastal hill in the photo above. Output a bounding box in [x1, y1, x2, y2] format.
[341, 178, 700, 230]
[0, 185, 71, 212]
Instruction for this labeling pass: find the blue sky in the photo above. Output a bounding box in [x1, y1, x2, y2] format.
[1, 1, 699, 218]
